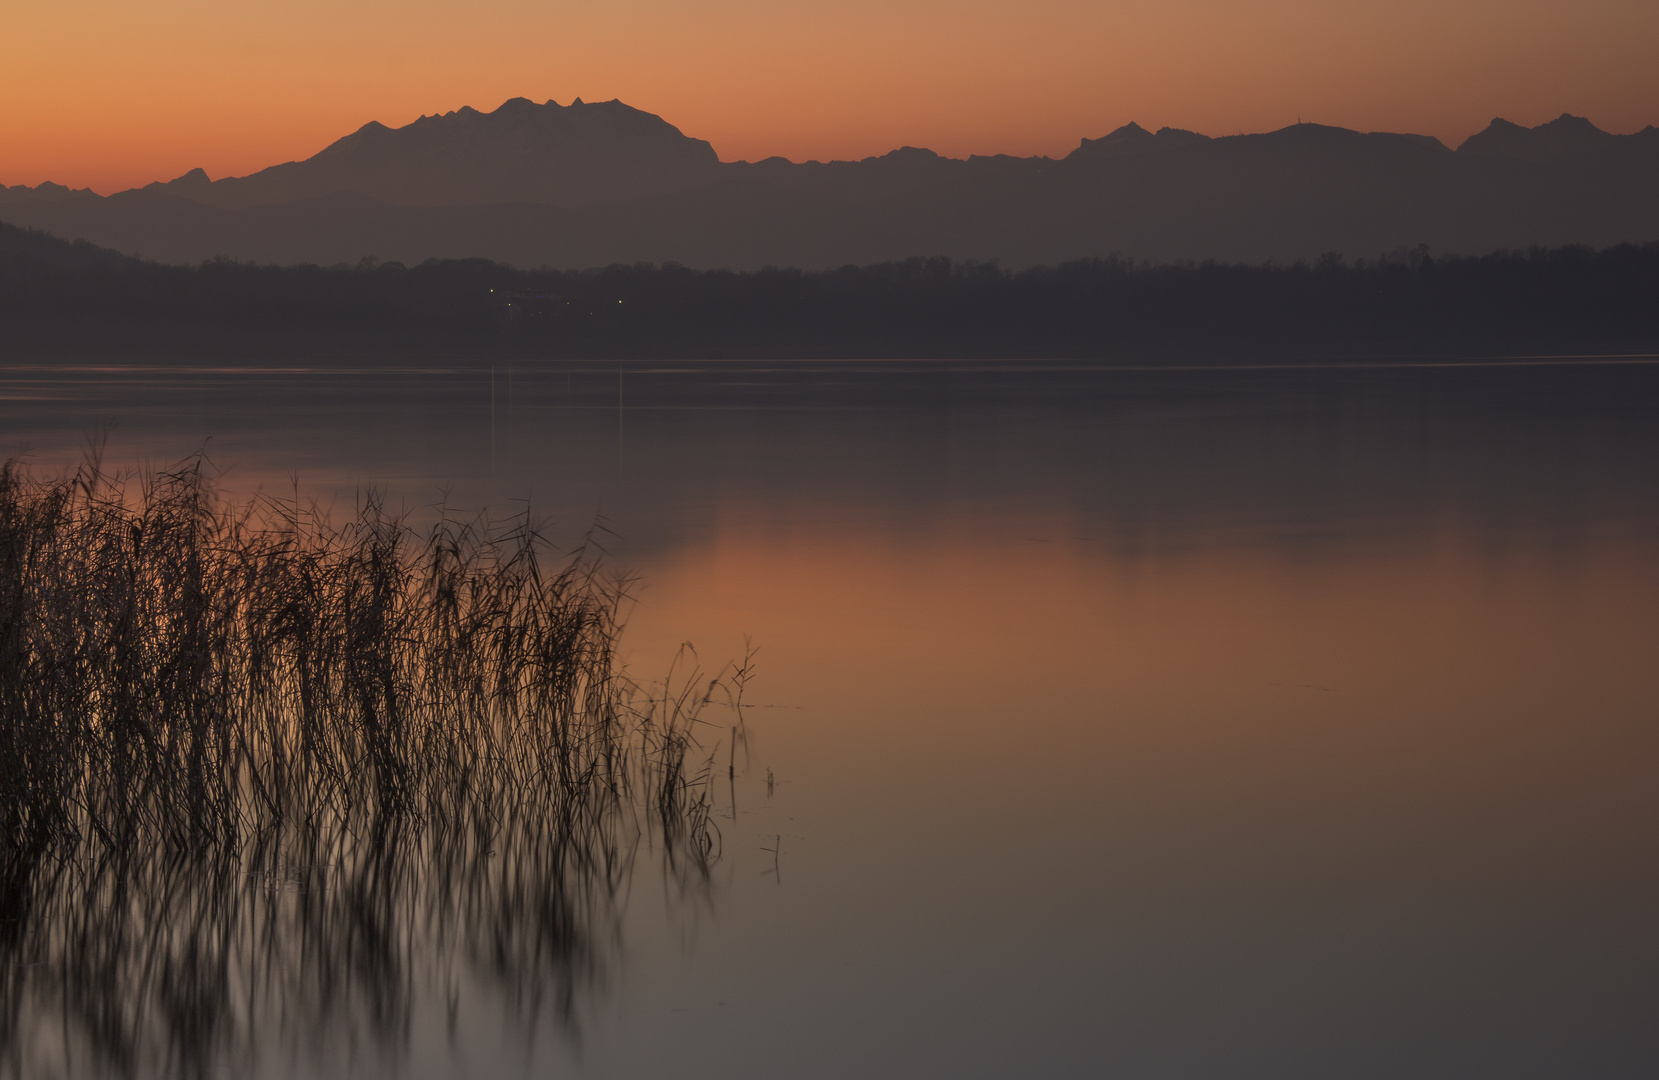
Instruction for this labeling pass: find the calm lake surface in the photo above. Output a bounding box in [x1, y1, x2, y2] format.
[3, 359, 1657, 1078]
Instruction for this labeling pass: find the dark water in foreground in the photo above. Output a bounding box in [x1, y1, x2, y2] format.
[3, 359, 1657, 1078]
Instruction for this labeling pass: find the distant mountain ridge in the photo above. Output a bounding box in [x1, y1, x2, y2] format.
[2, 103, 1656, 269]
[138, 97, 721, 209]
[0, 180, 98, 205]
[1072, 122, 1214, 157]
[1457, 112, 1658, 160]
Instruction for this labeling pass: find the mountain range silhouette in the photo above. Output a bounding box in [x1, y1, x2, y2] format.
[3, 99, 1655, 268]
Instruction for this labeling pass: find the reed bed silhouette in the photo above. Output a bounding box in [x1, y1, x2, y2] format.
[0, 456, 729, 1078]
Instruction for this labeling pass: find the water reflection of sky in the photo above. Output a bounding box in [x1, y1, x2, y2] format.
[3, 361, 1657, 1078]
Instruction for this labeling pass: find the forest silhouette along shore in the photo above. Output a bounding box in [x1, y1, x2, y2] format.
[3, 224, 1657, 361]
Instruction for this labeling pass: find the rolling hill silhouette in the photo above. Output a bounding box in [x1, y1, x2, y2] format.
[2, 102, 1656, 269]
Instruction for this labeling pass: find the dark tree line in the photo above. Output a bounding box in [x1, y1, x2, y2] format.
[2, 223, 1657, 360]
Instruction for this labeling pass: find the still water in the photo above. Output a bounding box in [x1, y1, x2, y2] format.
[2, 360, 1657, 1078]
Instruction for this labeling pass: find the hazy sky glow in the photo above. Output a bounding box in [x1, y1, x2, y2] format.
[4, 0, 1656, 192]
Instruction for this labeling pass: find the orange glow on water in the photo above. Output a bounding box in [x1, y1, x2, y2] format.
[4, 0, 1657, 192]
[621, 503, 1659, 880]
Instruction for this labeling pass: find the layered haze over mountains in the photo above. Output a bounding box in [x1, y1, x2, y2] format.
[2, 97, 1655, 270]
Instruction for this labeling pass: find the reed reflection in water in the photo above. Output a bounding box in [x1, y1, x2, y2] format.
[0, 457, 732, 1079]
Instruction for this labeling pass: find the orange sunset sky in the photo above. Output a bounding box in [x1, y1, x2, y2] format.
[4, 0, 1657, 194]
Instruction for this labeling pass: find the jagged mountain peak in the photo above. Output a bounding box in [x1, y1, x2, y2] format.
[1457, 113, 1614, 159]
[1104, 121, 1153, 139]
[0, 180, 100, 205]
[1073, 122, 1155, 156]
[1071, 122, 1214, 160]
[153, 97, 722, 210]
[146, 167, 212, 194]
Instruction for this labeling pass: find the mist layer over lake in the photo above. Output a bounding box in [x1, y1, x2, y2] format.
[3, 360, 1656, 1079]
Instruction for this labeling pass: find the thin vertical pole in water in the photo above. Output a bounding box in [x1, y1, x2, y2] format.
[490, 364, 496, 473]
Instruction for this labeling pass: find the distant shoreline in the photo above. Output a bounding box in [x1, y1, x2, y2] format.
[5, 225, 1657, 363]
